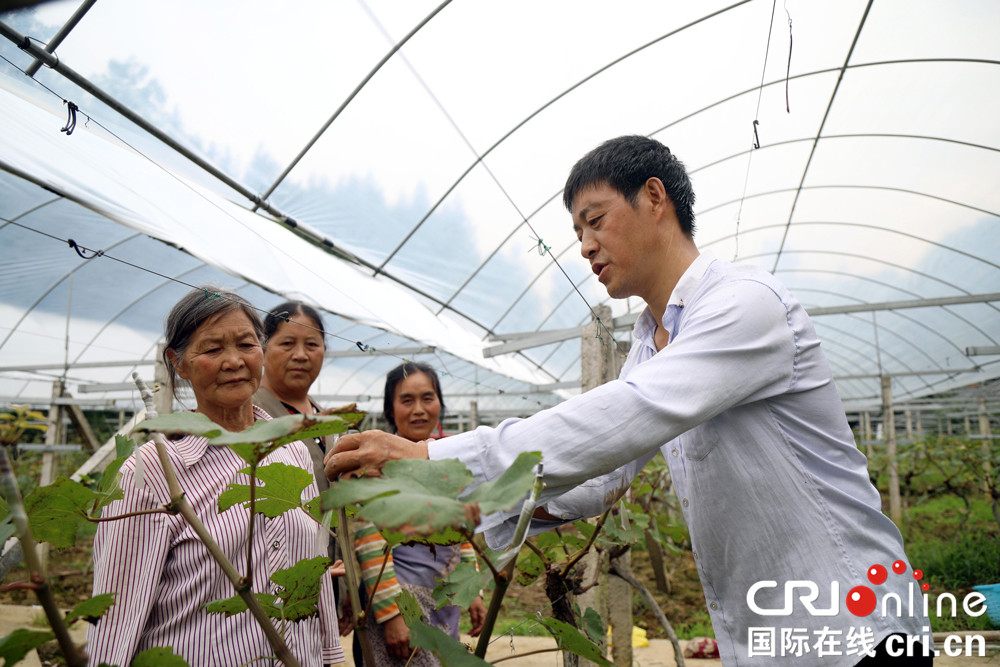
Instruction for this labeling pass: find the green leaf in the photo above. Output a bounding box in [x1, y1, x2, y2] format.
[24, 477, 98, 548]
[0, 628, 54, 665]
[132, 646, 190, 666]
[217, 463, 313, 518]
[304, 496, 337, 528]
[209, 414, 363, 448]
[269, 556, 330, 622]
[0, 497, 13, 547]
[203, 594, 252, 617]
[600, 501, 648, 546]
[397, 591, 489, 666]
[534, 615, 611, 666]
[114, 434, 137, 459]
[431, 560, 491, 611]
[66, 593, 116, 625]
[579, 606, 605, 645]
[322, 458, 478, 543]
[462, 451, 541, 514]
[137, 412, 224, 439]
[515, 548, 544, 586]
[205, 557, 329, 623]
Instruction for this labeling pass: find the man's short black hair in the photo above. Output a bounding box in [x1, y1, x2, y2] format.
[563, 135, 696, 238]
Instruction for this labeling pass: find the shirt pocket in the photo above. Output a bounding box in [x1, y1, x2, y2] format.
[682, 420, 721, 462]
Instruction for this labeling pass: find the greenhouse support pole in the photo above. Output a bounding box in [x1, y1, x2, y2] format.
[577, 305, 631, 667]
[39, 379, 65, 573]
[978, 397, 993, 497]
[154, 343, 173, 418]
[881, 375, 901, 526]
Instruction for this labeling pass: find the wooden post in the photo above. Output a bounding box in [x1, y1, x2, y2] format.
[881, 375, 902, 526]
[573, 305, 633, 667]
[469, 400, 479, 430]
[978, 396, 993, 497]
[154, 343, 173, 417]
[862, 411, 873, 458]
[39, 380, 66, 573]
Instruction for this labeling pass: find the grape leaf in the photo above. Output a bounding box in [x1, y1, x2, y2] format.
[397, 591, 489, 666]
[24, 477, 98, 547]
[322, 458, 477, 543]
[136, 412, 224, 439]
[514, 548, 544, 586]
[139, 412, 363, 465]
[133, 646, 190, 666]
[432, 560, 492, 611]
[66, 593, 116, 625]
[217, 463, 312, 518]
[463, 452, 541, 514]
[0, 497, 13, 547]
[0, 628, 54, 666]
[205, 557, 329, 622]
[534, 615, 611, 666]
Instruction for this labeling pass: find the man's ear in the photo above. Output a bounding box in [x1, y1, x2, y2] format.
[166, 348, 187, 380]
[644, 177, 668, 214]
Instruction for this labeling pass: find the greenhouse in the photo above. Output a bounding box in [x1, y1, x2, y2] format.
[0, 0, 998, 665]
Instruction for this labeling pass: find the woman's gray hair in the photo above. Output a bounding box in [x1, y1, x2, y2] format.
[162, 286, 264, 399]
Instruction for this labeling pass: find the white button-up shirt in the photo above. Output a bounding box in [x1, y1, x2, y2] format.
[432, 254, 927, 665]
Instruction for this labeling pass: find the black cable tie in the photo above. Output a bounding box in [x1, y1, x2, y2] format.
[61, 101, 78, 136]
[67, 238, 103, 260]
[752, 120, 761, 149]
[355, 341, 370, 353]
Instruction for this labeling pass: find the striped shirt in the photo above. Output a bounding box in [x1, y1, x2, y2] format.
[86, 405, 344, 666]
[353, 521, 477, 624]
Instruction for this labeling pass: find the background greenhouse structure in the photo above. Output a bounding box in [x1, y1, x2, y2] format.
[1, 0, 998, 461]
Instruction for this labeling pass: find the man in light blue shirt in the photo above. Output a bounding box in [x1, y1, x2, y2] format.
[328, 136, 931, 665]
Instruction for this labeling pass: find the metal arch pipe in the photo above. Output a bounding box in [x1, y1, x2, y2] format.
[699, 219, 1000, 275]
[23, 0, 98, 77]
[254, 0, 456, 208]
[374, 0, 755, 275]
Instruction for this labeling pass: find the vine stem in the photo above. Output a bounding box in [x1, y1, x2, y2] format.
[148, 432, 301, 667]
[560, 508, 611, 578]
[245, 460, 259, 585]
[475, 465, 545, 658]
[0, 446, 86, 667]
[336, 507, 376, 667]
[609, 553, 686, 667]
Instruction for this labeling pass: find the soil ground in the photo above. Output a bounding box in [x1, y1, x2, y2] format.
[1, 537, 996, 665]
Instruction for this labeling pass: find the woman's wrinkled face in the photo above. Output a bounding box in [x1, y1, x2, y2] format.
[175, 309, 263, 413]
[262, 314, 325, 399]
[391, 371, 441, 442]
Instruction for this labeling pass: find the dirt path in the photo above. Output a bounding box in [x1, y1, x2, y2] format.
[0, 605, 994, 666]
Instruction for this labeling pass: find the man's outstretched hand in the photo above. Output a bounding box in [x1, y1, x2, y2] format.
[324, 430, 430, 481]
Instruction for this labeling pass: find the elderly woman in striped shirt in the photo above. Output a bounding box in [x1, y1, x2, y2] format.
[85, 287, 344, 666]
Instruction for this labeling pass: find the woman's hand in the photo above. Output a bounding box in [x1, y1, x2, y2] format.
[328, 559, 346, 578]
[467, 595, 487, 637]
[383, 614, 412, 659]
[324, 430, 429, 481]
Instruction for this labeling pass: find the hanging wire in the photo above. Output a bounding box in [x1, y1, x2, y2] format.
[733, 0, 781, 262]
[2, 217, 552, 407]
[356, 0, 626, 358]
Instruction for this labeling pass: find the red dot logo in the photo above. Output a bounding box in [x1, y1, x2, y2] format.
[846, 585, 877, 616]
[892, 560, 907, 575]
[913, 569, 923, 580]
[922, 583, 930, 591]
[868, 564, 887, 585]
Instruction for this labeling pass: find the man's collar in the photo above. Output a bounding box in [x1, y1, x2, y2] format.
[633, 252, 716, 342]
